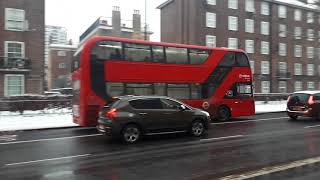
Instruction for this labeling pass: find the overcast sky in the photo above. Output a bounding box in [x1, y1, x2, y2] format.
[45, 0, 167, 43]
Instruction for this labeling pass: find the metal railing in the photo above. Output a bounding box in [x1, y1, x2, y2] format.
[276, 72, 291, 80]
[0, 57, 31, 70]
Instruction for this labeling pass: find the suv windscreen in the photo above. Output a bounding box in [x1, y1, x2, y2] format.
[129, 98, 163, 109]
[289, 93, 310, 104]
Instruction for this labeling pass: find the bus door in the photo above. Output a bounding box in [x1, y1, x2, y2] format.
[225, 83, 254, 116]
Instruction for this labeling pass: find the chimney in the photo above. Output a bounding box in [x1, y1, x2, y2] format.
[133, 9, 141, 33]
[112, 6, 121, 36]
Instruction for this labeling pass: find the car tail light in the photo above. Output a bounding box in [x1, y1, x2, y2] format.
[287, 96, 291, 103]
[105, 108, 118, 119]
[308, 96, 315, 105]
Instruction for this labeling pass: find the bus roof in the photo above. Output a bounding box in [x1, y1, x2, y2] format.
[74, 36, 246, 56]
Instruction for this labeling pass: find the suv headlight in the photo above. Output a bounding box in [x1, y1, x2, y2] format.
[201, 110, 210, 117]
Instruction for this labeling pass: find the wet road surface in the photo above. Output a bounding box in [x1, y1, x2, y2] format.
[1, 112, 320, 179]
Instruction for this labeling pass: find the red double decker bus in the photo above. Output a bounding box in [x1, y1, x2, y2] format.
[72, 36, 255, 126]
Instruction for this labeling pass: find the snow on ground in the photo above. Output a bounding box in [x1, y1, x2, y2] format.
[0, 108, 77, 132]
[255, 101, 287, 114]
[0, 101, 287, 131]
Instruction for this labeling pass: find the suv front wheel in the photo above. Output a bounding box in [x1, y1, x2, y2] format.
[190, 120, 205, 137]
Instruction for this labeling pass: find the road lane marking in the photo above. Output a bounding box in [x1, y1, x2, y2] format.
[200, 135, 244, 142]
[218, 156, 320, 180]
[5, 154, 91, 167]
[304, 124, 320, 129]
[0, 134, 102, 145]
[211, 117, 289, 125]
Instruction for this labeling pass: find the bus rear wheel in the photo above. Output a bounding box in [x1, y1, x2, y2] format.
[217, 106, 230, 121]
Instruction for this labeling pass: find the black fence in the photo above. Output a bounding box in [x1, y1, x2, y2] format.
[254, 93, 289, 101]
[0, 95, 72, 114]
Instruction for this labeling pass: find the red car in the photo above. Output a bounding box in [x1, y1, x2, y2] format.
[287, 91, 320, 120]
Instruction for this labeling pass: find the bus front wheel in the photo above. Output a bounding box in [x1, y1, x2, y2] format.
[217, 106, 230, 121]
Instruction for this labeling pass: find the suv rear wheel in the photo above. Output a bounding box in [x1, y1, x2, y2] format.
[289, 115, 298, 121]
[190, 120, 205, 137]
[121, 124, 141, 144]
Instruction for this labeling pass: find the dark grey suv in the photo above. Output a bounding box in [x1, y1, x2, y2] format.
[97, 96, 210, 143]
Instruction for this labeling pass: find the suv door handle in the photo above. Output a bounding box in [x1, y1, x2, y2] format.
[139, 113, 147, 115]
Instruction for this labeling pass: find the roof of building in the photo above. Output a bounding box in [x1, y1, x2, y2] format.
[157, 0, 318, 11]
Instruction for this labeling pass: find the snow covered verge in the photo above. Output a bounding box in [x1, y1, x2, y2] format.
[0, 101, 287, 132]
[0, 108, 76, 132]
[255, 101, 287, 114]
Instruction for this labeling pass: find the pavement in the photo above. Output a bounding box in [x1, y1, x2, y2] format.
[1, 112, 320, 179]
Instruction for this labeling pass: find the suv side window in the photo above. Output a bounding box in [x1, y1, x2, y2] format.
[314, 94, 320, 101]
[161, 99, 182, 110]
[129, 98, 163, 109]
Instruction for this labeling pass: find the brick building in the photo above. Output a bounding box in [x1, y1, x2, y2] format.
[48, 44, 76, 90]
[158, 0, 320, 93]
[79, 6, 153, 45]
[0, 0, 44, 97]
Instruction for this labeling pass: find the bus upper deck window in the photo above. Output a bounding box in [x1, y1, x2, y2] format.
[92, 41, 122, 60]
[236, 52, 250, 67]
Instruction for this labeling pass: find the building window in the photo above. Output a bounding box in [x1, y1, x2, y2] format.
[4, 41, 25, 58]
[261, 2, 269, 15]
[245, 19, 254, 33]
[278, 5, 287, 18]
[294, 27, 302, 39]
[207, 0, 216, 5]
[307, 82, 315, 90]
[307, 12, 314, 23]
[295, 81, 303, 91]
[228, 38, 238, 49]
[261, 41, 269, 55]
[294, 45, 302, 57]
[228, 0, 238, 9]
[279, 62, 287, 73]
[261, 21, 269, 35]
[294, 9, 302, 21]
[307, 29, 314, 41]
[279, 24, 286, 37]
[261, 61, 270, 74]
[245, 40, 254, 54]
[307, 64, 314, 76]
[261, 81, 270, 93]
[250, 60, 254, 74]
[5, 8, 25, 31]
[57, 51, 66, 56]
[4, 74, 25, 97]
[59, 63, 66, 69]
[205, 35, 216, 47]
[294, 63, 302, 75]
[279, 81, 287, 93]
[206, 12, 216, 28]
[307, 47, 314, 59]
[245, 0, 255, 12]
[228, 16, 238, 31]
[279, 43, 286, 56]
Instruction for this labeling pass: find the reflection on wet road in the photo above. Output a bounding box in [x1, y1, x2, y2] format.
[1, 112, 320, 179]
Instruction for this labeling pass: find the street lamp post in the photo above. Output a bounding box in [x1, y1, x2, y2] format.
[144, 0, 147, 40]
